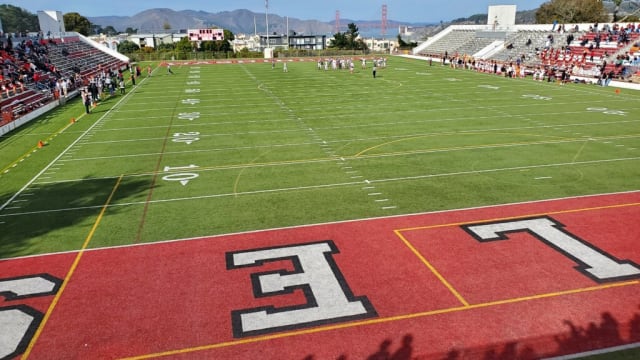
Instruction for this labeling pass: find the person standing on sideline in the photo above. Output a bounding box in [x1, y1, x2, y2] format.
[119, 79, 125, 94]
[147, 65, 152, 77]
[82, 90, 91, 114]
[372, 62, 377, 78]
[283, 62, 288, 72]
[167, 64, 174, 75]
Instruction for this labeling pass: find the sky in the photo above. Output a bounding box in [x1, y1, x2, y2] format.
[4, 0, 549, 23]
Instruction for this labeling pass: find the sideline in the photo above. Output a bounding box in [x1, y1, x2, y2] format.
[0, 114, 83, 176]
[0, 75, 148, 211]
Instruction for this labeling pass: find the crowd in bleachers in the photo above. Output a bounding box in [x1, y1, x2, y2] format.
[0, 32, 61, 124]
[419, 22, 640, 86]
[1, 31, 129, 126]
[533, 23, 640, 84]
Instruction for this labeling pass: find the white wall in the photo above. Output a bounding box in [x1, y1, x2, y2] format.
[37, 11, 66, 37]
[487, 5, 517, 30]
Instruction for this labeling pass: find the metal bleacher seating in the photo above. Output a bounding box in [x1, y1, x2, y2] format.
[1, 35, 128, 126]
[47, 36, 128, 79]
[421, 29, 477, 56]
[416, 23, 640, 82]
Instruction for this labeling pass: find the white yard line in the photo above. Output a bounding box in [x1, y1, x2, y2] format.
[0, 84, 143, 212]
[3, 189, 640, 261]
[5, 156, 639, 219]
[49, 134, 640, 165]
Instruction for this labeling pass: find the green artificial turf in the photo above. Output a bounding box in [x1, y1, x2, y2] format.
[1, 57, 639, 257]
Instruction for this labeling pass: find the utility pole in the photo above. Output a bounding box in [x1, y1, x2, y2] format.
[265, 0, 270, 51]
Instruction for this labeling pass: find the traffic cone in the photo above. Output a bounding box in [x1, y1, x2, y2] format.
[70, 117, 76, 124]
[37, 140, 45, 148]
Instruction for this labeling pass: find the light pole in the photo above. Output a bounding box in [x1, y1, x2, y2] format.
[265, 0, 269, 54]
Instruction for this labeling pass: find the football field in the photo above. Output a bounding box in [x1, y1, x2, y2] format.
[0, 56, 639, 359]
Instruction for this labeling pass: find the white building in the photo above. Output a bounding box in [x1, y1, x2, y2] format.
[232, 33, 262, 52]
[128, 33, 174, 49]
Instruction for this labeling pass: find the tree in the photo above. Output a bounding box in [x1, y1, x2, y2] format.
[345, 23, 359, 49]
[163, 21, 171, 31]
[63, 12, 92, 36]
[535, 0, 608, 24]
[329, 32, 346, 49]
[156, 42, 175, 51]
[223, 29, 235, 42]
[175, 36, 194, 54]
[329, 23, 367, 50]
[103, 26, 118, 36]
[91, 24, 103, 35]
[117, 40, 140, 53]
[124, 27, 138, 34]
[0, 4, 39, 33]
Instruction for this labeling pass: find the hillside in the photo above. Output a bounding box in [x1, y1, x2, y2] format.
[91, 8, 345, 35]
[88, 7, 538, 37]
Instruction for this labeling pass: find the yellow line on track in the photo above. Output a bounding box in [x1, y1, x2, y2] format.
[0, 112, 85, 175]
[394, 229, 469, 306]
[119, 280, 638, 360]
[390, 201, 640, 314]
[22, 175, 123, 359]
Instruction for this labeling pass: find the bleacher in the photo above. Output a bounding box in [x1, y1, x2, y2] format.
[414, 22, 640, 81]
[418, 29, 477, 57]
[1, 33, 129, 130]
[492, 29, 586, 63]
[0, 88, 50, 126]
[46, 36, 128, 79]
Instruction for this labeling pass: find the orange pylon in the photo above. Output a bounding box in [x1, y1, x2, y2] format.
[37, 140, 45, 148]
[70, 117, 76, 124]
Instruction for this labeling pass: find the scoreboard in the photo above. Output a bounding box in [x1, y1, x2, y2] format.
[188, 28, 224, 41]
